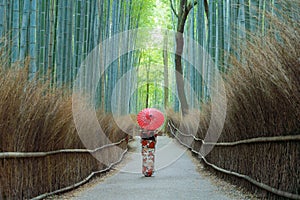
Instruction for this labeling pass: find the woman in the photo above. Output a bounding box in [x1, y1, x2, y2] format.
[137, 108, 164, 176]
[140, 129, 158, 177]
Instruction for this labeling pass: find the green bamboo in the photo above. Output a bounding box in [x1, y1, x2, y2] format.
[55, 0, 63, 86]
[37, 0, 46, 77]
[214, 0, 219, 72]
[48, 0, 57, 87]
[87, 0, 96, 52]
[29, 0, 37, 80]
[258, 0, 266, 36]
[223, 0, 231, 71]
[77, 0, 86, 82]
[36, 0, 40, 73]
[82, 0, 88, 63]
[163, 32, 169, 108]
[83, 0, 89, 93]
[110, 0, 117, 109]
[230, 0, 239, 58]
[96, 0, 104, 109]
[237, 0, 246, 60]
[20, 0, 30, 62]
[0, 0, 4, 38]
[122, 0, 133, 115]
[1, 1, 9, 64]
[0, 0, 212, 113]
[218, 0, 225, 72]
[11, 0, 20, 62]
[244, 0, 251, 40]
[207, 0, 217, 99]
[61, 0, 68, 85]
[196, 0, 206, 101]
[66, 0, 73, 86]
[73, 0, 80, 82]
[104, 0, 111, 112]
[7, 0, 13, 54]
[100, 0, 106, 110]
[42, 0, 50, 78]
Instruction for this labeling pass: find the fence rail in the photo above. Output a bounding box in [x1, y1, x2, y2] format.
[168, 121, 300, 145]
[0, 137, 127, 158]
[168, 121, 300, 200]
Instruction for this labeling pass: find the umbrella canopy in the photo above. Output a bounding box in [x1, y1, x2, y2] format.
[137, 108, 165, 130]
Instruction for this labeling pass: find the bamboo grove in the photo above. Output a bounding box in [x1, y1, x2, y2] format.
[0, 0, 296, 114]
[0, 0, 146, 113]
[168, 0, 298, 114]
[0, 0, 299, 199]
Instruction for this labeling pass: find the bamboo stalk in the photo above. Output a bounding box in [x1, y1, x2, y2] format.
[11, 0, 20, 62]
[35, 0, 40, 73]
[47, 0, 55, 77]
[0, 0, 4, 37]
[42, 0, 49, 78]
[223, 0, 230, 71]
[62, 0, 68, 85]
[20, 0, 30, 63]
[73, 0, 80, 81]
[55, 0, 63, 86]
[29, 0, 37, 80]
[77, 0, 86, 88]
[83, 0, 88, 61]
[86, 0, 95, 94]
[36, 0, 43, 77]
[0, 0, 7, 64]
[67, 1, 73, 86]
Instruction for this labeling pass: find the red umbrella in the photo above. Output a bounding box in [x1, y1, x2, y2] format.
[137, 108, 165, 130]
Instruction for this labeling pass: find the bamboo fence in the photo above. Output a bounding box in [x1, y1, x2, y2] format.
[168, 121, 300, 200]
[0, 136, 129, 199]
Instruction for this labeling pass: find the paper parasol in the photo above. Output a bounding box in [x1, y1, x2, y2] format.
[137, 108, 165, 130]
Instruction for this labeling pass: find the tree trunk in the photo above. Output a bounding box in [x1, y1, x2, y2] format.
[175, 0, 189, 115]
[172, 0, 208, 115]
[175, 33, 189, 115]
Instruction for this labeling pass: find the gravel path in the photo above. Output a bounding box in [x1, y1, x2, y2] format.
[53, 136, 256, 200]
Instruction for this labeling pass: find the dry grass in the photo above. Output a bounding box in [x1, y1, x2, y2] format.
[0, 65, 81, 152]
[0, 62, 134, 198]
[220, 7, 300, 142]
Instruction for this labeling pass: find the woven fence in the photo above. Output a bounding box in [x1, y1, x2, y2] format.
[0, 136, 129, 200]
[168, 121, 300, 200]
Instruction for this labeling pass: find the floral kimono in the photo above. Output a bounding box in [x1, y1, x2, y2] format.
[140, 129, 157, 177]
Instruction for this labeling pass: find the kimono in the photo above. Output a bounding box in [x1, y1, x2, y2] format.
[140, 129, 157, 177]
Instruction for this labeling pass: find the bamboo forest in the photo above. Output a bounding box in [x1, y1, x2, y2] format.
[0, 0, 299, 199]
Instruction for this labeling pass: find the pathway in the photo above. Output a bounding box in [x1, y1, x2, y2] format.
[69, 136, 248, 200]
